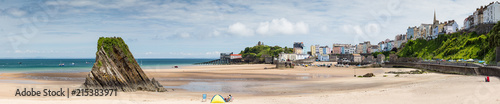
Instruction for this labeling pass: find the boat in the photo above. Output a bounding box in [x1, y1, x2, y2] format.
[72, 62, 75, 66]
[59, 63, 65, 66]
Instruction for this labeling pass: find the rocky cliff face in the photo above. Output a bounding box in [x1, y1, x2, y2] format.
[81, 37, 166, 92]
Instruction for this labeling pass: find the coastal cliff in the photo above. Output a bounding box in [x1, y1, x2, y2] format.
[81, 37, 166, 92]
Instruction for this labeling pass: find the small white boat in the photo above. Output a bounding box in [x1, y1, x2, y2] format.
[59, 63, 65, 66]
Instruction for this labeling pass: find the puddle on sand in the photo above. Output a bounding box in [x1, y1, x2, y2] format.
[158, 73, 339, 81]
[163, 73, 341, 93]
[0, 80, 41, 84]
[23, 76, 85, 81]
[294, 73, 340, 79]
[164, 81, 267, 94]
[158, 78, 253, 81]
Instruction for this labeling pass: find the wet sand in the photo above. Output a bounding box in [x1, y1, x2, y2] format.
[0, 64, 499, 104]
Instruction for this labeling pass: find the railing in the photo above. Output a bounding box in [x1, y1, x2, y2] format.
[417, 61, 483, 67]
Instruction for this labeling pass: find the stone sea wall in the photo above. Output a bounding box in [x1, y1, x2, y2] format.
[385, 62, 500, 78]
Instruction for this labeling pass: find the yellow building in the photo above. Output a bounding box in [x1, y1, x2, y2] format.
[310, 45, 316, 56]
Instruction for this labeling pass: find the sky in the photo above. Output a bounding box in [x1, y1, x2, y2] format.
[0, 0, 496, 59]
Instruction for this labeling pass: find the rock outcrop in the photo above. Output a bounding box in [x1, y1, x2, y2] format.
[362, 73, 375, 77]
[81, 37, 166, 92]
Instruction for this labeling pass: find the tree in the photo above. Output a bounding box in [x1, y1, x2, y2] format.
[239, 44, 293, 63]
[391, 47, 398, 52]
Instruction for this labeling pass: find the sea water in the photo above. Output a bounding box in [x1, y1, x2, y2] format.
[0, 59, 214, 73]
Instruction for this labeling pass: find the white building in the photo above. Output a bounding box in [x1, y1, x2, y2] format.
[278, 53, 310, 62]
[353, 54, 362, 62]
[318, 54, 329, 61]
[444, 21, 459, 34]
[378, 41, 386, 52]
[464, 16, 473, 29]
[371, 45, 379, 53]
[484, 2, 500, 24]
[473, 8, 483, 26]
[464, 2, 500, 29]
[296, 54, 310, 60]
[394, 34, 407, 48]
[343, 46, 356, 54]
[278, 53, 297, 62]
[418, 24, 432, 39]
[230, 54, 242, 59]
[416, 24, 431, 39]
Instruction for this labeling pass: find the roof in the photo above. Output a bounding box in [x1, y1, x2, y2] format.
[230, 54, 242, 56]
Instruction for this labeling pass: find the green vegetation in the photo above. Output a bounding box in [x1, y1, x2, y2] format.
[97, 60, 103, 67]
[239, 45, 293, 62]
[97, 37, 136, 63]
[372, 51, 395, 60]
[397, 21, 500, 64]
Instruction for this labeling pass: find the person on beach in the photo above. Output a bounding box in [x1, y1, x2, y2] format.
[225, 94, 232, 102]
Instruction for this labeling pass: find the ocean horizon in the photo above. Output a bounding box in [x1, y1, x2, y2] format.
[0, 58, 215, 73]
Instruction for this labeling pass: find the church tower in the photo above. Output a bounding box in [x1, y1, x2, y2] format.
[434, 10, 437, 24]
[433, 10, 439, 24]
[432, 10, 439, 37]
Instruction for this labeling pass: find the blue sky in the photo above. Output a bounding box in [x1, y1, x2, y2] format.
[0, 0, 495, 58]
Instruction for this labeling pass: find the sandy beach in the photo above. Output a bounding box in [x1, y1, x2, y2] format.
[0, 64, 499, 104]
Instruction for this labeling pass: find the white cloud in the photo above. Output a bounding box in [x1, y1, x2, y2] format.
[179, 33, 191, 38]
[226, 18, 309, 37]
[205, 51, 221, 55]
[320, 25, 328, 32]
[213, 30, 220, 36]
[152, 32, 192, 40]
[6, 8, 26, 17]
[179, 52, 192, 55]
[13, 50, 57, 54]
[145, 52, 153, 55]
[256, 18, 309, 35]
[68, 1, 97, 7]
[15, 50, 38, 53]
[227, 22, 254, 36]
[168, 52, 187, 55]
[207, 30, 221, 37]
[46, 0, 148, 10]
